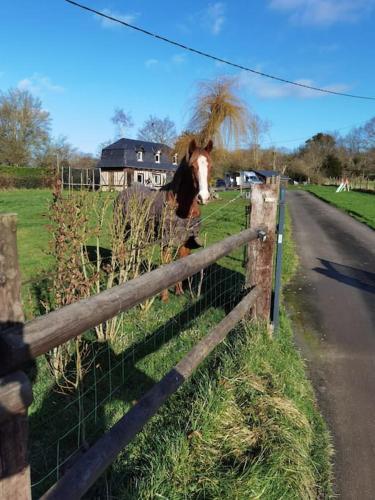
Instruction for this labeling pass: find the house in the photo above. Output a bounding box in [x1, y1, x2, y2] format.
[97, 138, 178, 191]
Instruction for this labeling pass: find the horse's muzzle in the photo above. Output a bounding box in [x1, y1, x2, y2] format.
[197, 193, 210, 205]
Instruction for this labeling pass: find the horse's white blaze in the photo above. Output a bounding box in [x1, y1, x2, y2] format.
[197, 155, 210, 204]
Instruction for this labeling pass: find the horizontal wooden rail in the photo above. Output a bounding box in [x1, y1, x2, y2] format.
[0, 227, 262, 375]
[42, 286, 260, 500]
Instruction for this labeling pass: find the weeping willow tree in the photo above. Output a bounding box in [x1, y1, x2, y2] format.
[175, 77, 249, 157]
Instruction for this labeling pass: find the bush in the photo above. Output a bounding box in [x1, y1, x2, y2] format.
[0, 166, 53, 189]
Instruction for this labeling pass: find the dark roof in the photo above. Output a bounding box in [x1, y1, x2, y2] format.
[103, 138, 170, 153]
[98, 137, 177, 171]
[254, 169, 280, 178]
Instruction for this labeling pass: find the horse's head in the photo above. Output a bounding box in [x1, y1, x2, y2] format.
[187, 138, 213, 205]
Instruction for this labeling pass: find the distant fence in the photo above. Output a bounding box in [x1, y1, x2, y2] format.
[61, 166, 100, 191]
[0, 181, 283, 499]
[326, 176, 375, 192]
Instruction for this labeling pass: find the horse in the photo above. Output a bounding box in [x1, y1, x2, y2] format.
[116, 138, 213, 301]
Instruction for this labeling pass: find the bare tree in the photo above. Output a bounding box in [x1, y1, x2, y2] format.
[0, 88, 51, 166]
[111, 108, 134, 138]
[37, 136, 77, 171]
[137, 115, 177, 146]
[362, 117, 375, 150]
[248, 114, 270, 168]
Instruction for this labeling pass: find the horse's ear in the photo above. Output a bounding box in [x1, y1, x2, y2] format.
[188, 139, 197, 157]
[205, 140, 213, 153]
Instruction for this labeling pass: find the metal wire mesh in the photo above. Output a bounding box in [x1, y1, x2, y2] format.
[26, 193, 248, 498]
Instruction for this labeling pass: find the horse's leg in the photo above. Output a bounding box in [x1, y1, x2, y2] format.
[175, 245, 191, 295]
[161, 246, 172, 302]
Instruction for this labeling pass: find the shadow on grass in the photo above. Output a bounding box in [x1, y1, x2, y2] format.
[28, 262, 245, 498]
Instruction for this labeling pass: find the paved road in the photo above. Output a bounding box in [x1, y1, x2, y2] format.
[286, 190, 375, 499]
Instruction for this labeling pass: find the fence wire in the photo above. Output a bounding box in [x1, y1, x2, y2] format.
[27, 194, 248, 498]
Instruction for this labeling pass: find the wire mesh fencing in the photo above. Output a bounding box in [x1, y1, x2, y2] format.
[26, 193, 249, 498]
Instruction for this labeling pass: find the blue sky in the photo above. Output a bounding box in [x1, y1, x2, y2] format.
[1, 0, 375, 154]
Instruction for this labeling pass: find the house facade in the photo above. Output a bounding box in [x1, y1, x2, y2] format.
[97, 138, 178, 191]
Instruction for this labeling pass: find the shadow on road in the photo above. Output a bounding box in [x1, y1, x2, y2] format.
[313, 259, 375, 295]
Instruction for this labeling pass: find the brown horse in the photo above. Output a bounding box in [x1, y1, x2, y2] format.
[117, 138, 213, 301]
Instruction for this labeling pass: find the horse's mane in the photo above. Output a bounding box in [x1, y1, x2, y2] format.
[161, 156, 189, 195]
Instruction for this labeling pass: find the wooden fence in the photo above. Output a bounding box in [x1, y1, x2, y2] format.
[326, 176, 375, 192]
[0, 182, 280, 499]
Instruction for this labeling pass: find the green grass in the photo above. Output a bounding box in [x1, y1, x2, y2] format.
[112, 317, 332, 500]
[304, 185, 375, 230]
[0, 188, 332, 498]
[0, 189, 53, 280]
[102, 205, 332, 500]
[0, 189, 245, 284]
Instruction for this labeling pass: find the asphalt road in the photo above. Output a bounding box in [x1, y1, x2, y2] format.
[286, 190, 375, 499]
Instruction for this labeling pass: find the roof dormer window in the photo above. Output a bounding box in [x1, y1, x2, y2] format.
[155, 151, 161, 164]
[136, 150, 143, 162]
[173, 153, 178, 165]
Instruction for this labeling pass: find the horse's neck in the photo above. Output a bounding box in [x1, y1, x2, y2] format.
[167, 164, 200, 219]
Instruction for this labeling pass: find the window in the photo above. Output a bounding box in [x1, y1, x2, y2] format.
[137, 173, 144, 184]
[155, 151, 161, 163]
[137, 151, 143, 162]
[153, 174, 161, 185]
[173, 153, 178, 165]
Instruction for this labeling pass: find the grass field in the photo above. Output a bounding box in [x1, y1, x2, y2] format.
[1, 188, 332, 499]
[304, 185, 375, 230]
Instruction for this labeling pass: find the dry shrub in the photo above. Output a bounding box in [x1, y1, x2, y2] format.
[47, 182, 182, 376]
[47, 180, 98, 389]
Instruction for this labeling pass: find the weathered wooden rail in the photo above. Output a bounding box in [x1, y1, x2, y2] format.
[0, 227, 261, 375]
[0, 180, 280, 499]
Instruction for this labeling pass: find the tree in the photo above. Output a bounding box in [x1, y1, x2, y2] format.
[322, 154, 343, 177]
[138, 115, 177, 146]
[299, 133, 337, 177]
[173, 130, 197, 158]
[188, 77, 248, 147]
[111, 108, 133, 138]
[362, 117, 375, 150]
[248, 114, 270, 168]
[0, 88, 51, 166]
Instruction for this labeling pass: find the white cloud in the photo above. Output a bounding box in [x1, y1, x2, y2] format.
[268, 0, 375, 26]
[17, 74, 65, 94]
[206, 2, 226, 35]
[145, 58, 159, 68]
[239, 71, 350, 99]
[171, 54, 186, 65]
[145, 54, 187, 71]
[96, 9, 139, 29]
[178, 2, 226, 36]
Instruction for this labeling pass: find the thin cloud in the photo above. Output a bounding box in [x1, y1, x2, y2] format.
[145, 58, 159, 68]
[145, 54, 186, 71]
[17, 74, 65, 94]
[171, 54, 186, 65]
[207, 2, 226, 35]
[179, 2, 226, 36]
[239, 71, 350, 99]
[268, 0, 375, 26]
[96, 9, 139, 29]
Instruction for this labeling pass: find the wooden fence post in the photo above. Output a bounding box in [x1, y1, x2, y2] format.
[0, 214, 32, 500]
[246, 179, 280, 324]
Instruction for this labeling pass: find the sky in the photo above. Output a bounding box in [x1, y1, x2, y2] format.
[1, 0, 375, 155]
